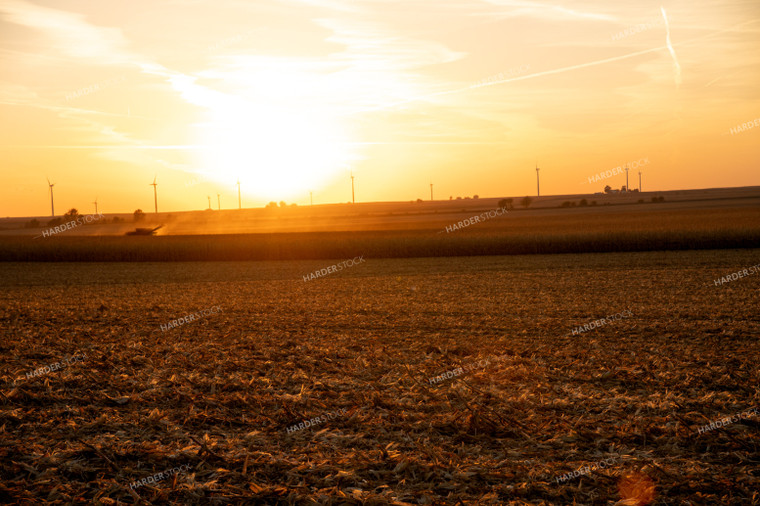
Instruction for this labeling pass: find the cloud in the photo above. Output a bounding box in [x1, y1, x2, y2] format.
[0, 0, 137, 64]
[477, 0, 617, 22]
[275, 0, 362, 13]
[317, 17, 467, 71]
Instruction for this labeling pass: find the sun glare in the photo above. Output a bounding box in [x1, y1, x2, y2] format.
[194, 76, 355, 200]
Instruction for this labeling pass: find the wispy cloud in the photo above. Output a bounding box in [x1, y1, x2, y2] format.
[477, 0, 616, 22]
[0, 0, 137, 63]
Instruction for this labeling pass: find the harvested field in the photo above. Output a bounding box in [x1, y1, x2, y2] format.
[1, 249, 759, 504]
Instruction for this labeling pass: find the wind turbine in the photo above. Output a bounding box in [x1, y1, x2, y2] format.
[535, 164, 540, 197]
[430, 183, 434, 201]
[638, 171, 642, 192]
[92, 197, 98, 215]
[625, 166, 629, 192]
[236, 179, 241, 210]
[46, 177, 55, 217]
[217, 193, 221, 211]
[150, 175, 158, 213]
[350, 170, 355, 204]
[207, 195, 211, 210]
[310, 191, 313, 206]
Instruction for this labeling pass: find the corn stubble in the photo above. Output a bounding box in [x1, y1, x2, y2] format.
[0, 249, 758, 504]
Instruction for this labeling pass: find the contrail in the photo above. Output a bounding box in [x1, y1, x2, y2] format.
[345, 44, 671, 117]
[348, 11, 758, 118]
[660, 6, 682, 87]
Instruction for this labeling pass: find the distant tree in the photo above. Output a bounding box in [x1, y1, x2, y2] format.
[464, 196, 471, 200]
[416, 198, 423, 203]
[112, 216, 122, 223]
[579, 199, 588, 206]
[658, 196, 665, 202]
[498, 198, 513, 209]
[47, 217, 62, 226]
[279, 201, 287, 207]
[561, 201, 570, 208]
[604, 185, 612, 194]
[591, 201, 597, 206]
[449, 196, 453, 200]
[64, 208, 79, 219]
[473, 195, 479, 199]
[25, 218, 40, 228]
[266, 201, 278, 208]
[133, 209, 145, 222]
[651, 196, 658, 203]
[638, 199, 645, 204]
[520, 196, 533, 208]
[456, 196, 462, 200]
[290, 203, 297, 207]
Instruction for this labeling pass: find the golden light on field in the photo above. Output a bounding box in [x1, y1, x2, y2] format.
[0, 0, 758, 215]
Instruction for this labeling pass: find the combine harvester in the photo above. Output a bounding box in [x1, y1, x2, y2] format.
[125, 225, 163, 236]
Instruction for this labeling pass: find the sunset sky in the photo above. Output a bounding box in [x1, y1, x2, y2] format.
[1, 0, 758, 217]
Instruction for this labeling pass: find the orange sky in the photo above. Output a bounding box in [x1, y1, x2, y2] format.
[0, 0, 758, 217]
